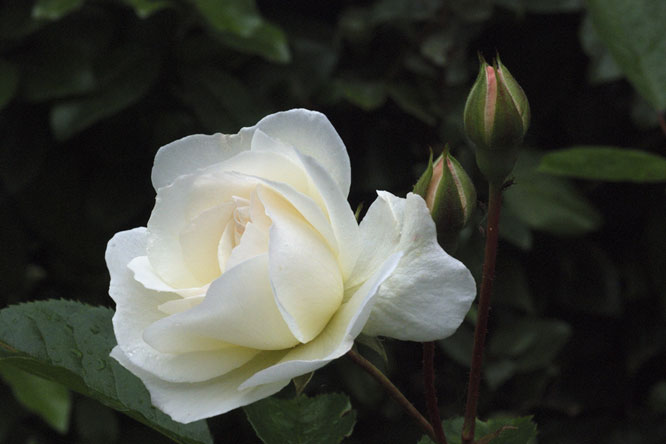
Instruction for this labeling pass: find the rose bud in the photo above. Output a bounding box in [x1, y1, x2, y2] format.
[463, 54, 530, 185]
[414, 147, 477, 252]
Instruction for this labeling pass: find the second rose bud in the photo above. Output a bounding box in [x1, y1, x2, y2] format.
[414, 147, 476, 252]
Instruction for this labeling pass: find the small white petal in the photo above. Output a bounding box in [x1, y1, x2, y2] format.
[142, 254, 300, 351]
[253, 109, 351, 197]
[226, 222, 269, 270]
[360, 192, 477, 341]
[259, 187, 344, 343]
[111, 347, 289, 424]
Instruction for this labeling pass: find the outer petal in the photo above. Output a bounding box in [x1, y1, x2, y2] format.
[106, 229, 259, 383]
[151, 130, 253, 191]
[111, 347, 289, 424]
[253, 109, 351, 197]
[360, 192, 477, 341]
[239, 252, 402, 390]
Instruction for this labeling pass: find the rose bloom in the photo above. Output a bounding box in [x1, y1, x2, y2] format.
[106, 109, 475, 423]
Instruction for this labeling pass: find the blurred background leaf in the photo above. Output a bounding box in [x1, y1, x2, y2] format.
[586, 0, 666, 111]
[539, 146, 666, 182]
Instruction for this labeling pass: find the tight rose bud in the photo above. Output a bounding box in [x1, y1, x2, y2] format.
[464, 54, 530, 185]
[414, 147, 477, 252]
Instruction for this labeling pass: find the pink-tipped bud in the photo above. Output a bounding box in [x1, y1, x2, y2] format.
[414, 146, 476, 252]
[464, 54, 530, 185]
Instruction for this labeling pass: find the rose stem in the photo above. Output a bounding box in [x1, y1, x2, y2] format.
[658, 111, 666, 138]
[423, 341, 447, 444]
[346, 349, 437, 442]
[461, 182, 503, 444]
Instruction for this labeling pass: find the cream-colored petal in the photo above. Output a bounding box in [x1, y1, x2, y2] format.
[106, 229, 258, 383]
[142, 254, 300, 351]
[251, 178, 339, 258]
[111, 347, 289, 423]
[217, 219, 235, 273]
[361, 192, 477, 341]
[179, 203, 234, 283]
[151, 130, 253, 191]
[226, 222, 269, 270]
[292, 150, 360, 281]
[147, 171, 255, 288]
[259, 187, 344, 343]
[239, 252, 401, 390]
[253, 109, 351, 197]
[156, 295, 205, 315]
[127, 256, 207, 298]
[216, 146, 310, 193]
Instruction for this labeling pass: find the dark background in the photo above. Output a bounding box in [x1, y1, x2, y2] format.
[1, 0, 665, 443]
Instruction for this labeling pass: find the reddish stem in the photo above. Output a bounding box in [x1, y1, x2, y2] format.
[423, 341, 448, 444]
[461, 183, 503, 444]
[346, 349, 437, 442]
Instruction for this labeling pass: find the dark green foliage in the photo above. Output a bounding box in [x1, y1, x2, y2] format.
[1, 0, 665, 443]
[0, 300, 212, 444]
[244, 393, 356, 444]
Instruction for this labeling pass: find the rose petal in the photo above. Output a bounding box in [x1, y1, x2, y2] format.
[151, 131, 253, 191]
[127, 256, 207, 298]
[253, 109, 351, 197]
[179, 203, 234, 283]
[147, 172, 256, 288]
[225, 222, 268, 270]
[292, 150, 360, 281]
[239, 252, 402, 390]
[142, 254, 300, 351]
[111, 347, 289, 424]
[258, 187, 344, 343]
[107, 229, 259, 383]
[359, 192, 477, 341]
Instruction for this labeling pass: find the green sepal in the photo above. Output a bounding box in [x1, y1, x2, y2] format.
[413, 148, 434, 198]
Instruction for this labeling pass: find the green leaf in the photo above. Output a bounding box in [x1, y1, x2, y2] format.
[0, 300, 213, 444]
[579, 15, 623, 84]
[387, 83, 437, 125]
[587, 0, 666, 110]
[50, 45, 161, 140]
[538, 146, 666, 183]
[32, 0, 84, 21]
[498, 205, 533, 250]
[192, 0, 261, 36]
[504, 151, 602, 236]
[244, 393, 356, 444]
[494, 0, 582, 14]
[0, 60, 19, 110]
[337, 78, 387, 111]
[176, 66, 260, 133]
[0, 362, 72, 433]
[355, 334, 388, 365]
[419, 416, 537, 444]
[122, 0, 172, 18]
[216, 21, 291, 63]
[489, 318, 572, 371]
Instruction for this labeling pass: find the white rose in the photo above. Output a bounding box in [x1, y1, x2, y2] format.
[106, 109, 475, 423]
